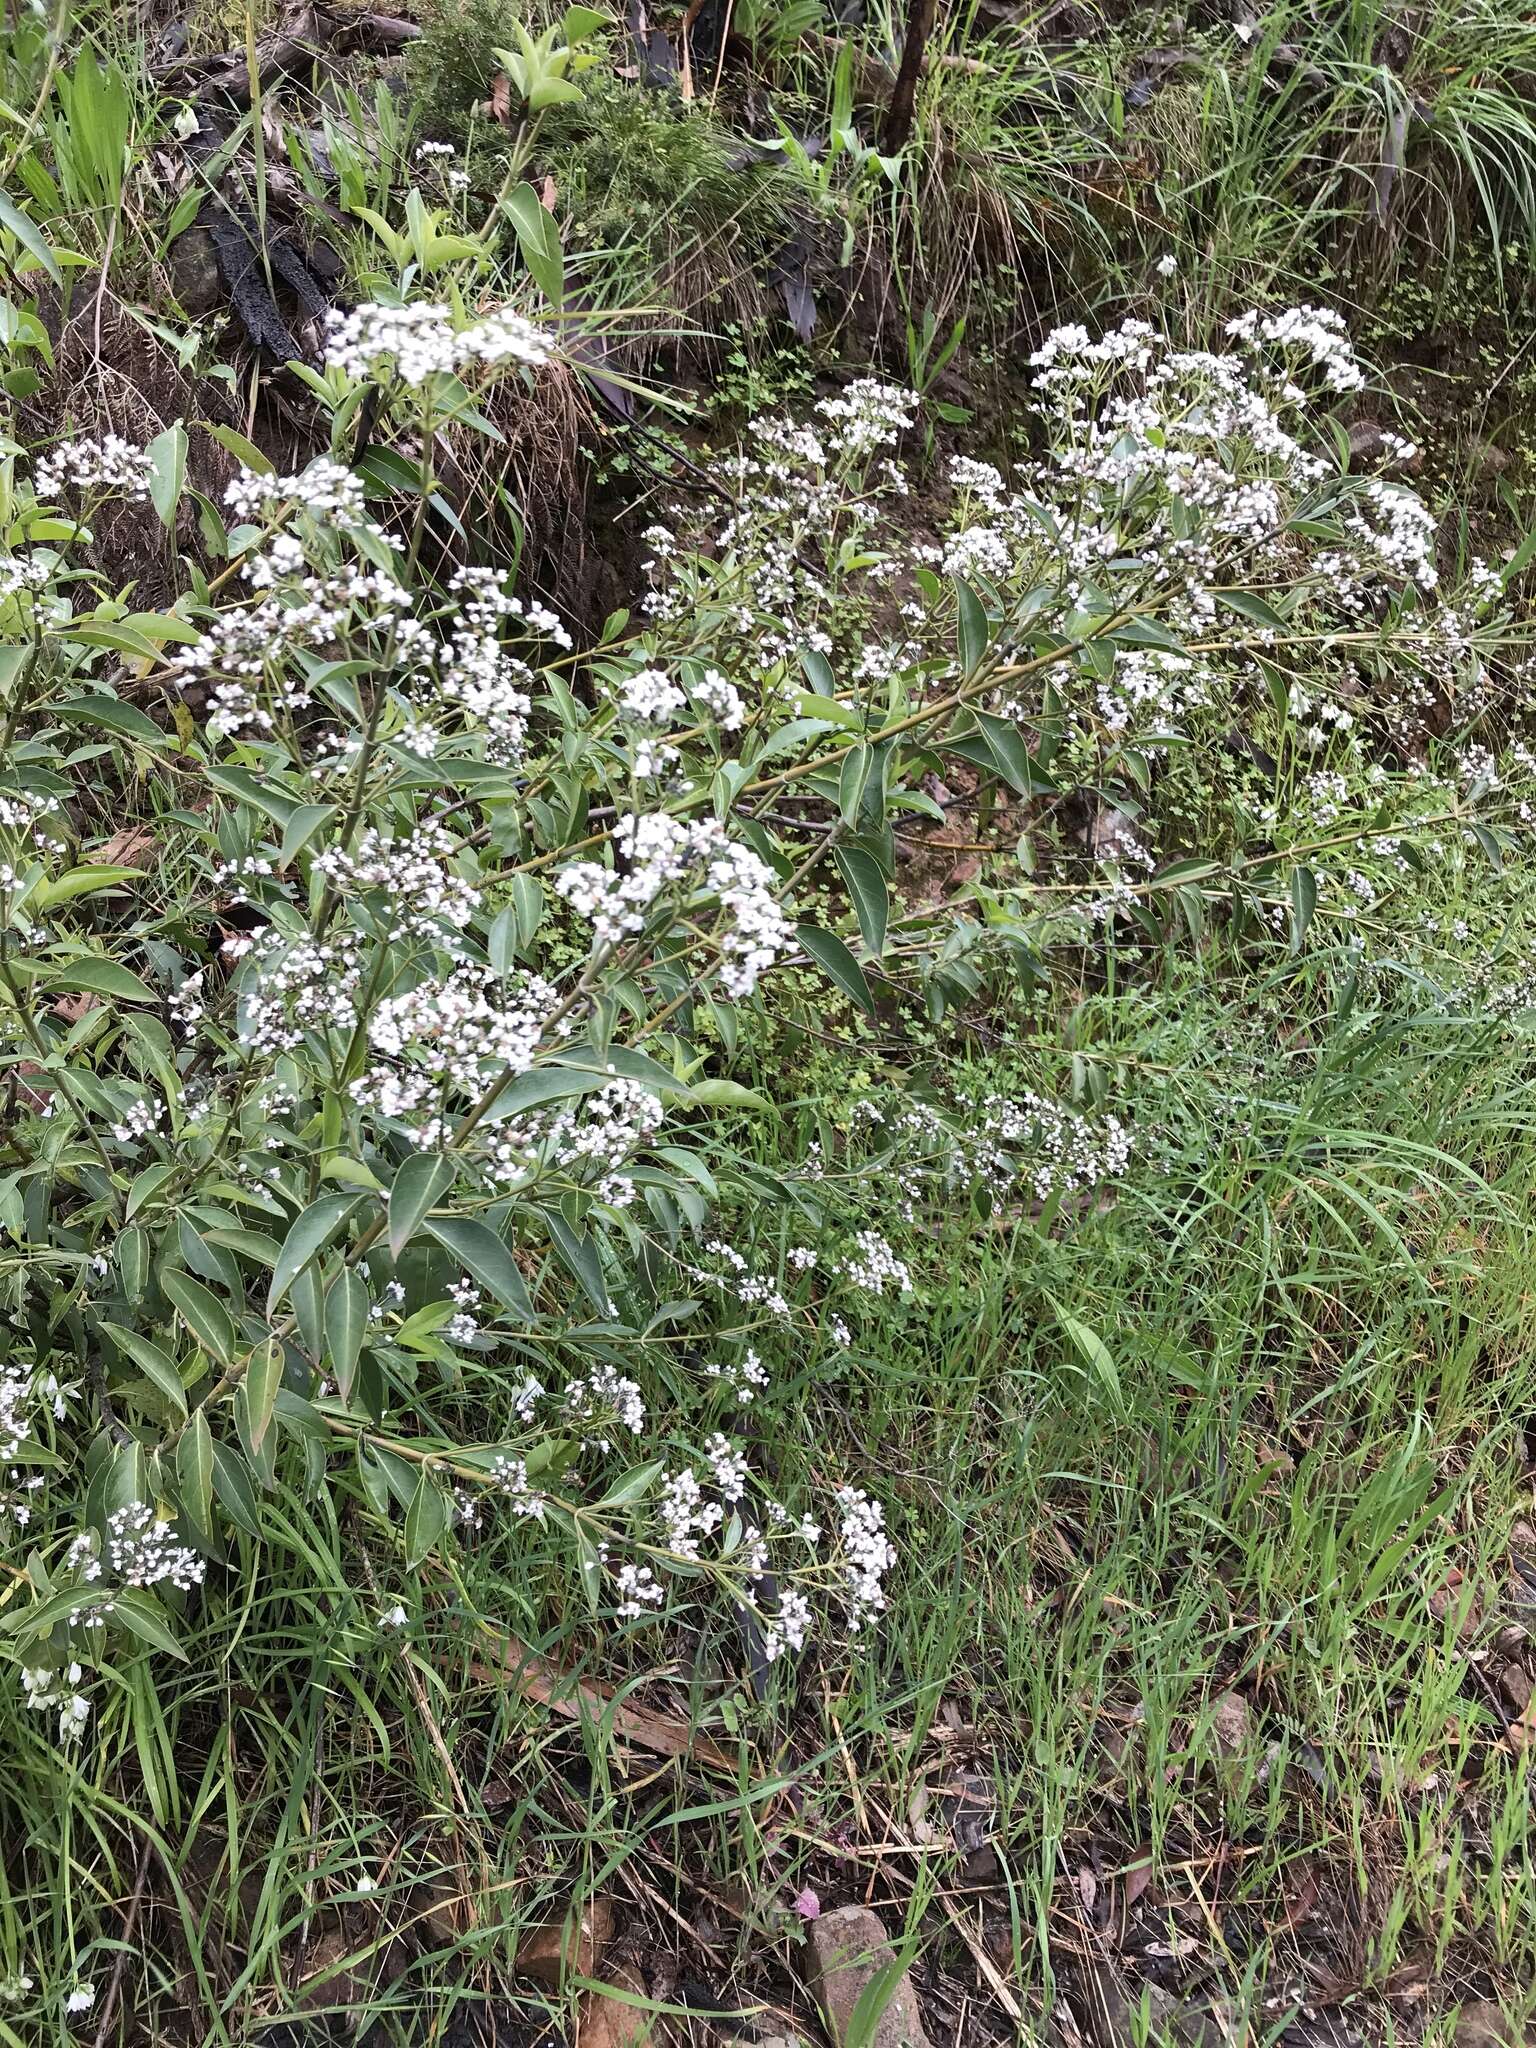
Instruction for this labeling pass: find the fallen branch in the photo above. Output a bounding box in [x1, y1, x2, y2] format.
[156, 4, 418, 99]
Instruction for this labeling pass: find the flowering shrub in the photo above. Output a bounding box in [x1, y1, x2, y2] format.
[0, 292, 1525, 1783]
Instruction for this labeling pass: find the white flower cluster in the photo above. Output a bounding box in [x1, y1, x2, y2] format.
[763, 1586, 812, 1661]
[978, 1094, 1133, 1202]
[1224, 304, 1366, 393]
[692, 667, 746, 732]
[836, 1486, 895, 1632]
[353, 966, 565, 1133]
[841, 1228, 913, 1297]
[545, 1077, 663, 1206]
[657, 1465, 726, 1560]
[813, 379, 919, 460]
[21, 1661, 92, 1744]
[556, 812, 793, 998]
[0, 553, 59, 610]
[1097, 650, 1214, 741]
[106, 1504, 206, 1592]
[613, 1561, 665, 1618]
[225, 457, 374, 528]
[638, 379, 915, 669]
[313, 820, 481, 941]
[34, 434, 156, 502]
[488, 1454, 547, 1520]
[324, 301, 552, 386]
[561, 1361, 646, 1449]
[226, 930, 364, 1055]
[698, 1239, 791, 1320]
[0, 1370, 32, 1462]
[419, 567, 568, 763]
[705, 1346, 770, 1404]
[175, 553, 411, 741]
[615, 666, 685, 725]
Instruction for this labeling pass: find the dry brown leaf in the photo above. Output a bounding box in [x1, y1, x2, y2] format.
[93, 825, 156, 868]
[1504, 1693, 1536, 1754]
[516, 1896, 613, 1985]
[50, 991, 101, 1023]
[468, 1632, 732, 1770]
[573, 1963, 659, 2046]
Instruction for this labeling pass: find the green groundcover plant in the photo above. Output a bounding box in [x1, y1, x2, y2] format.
[0, 279, 1533, 2022]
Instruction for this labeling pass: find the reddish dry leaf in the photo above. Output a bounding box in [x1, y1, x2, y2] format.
[50, 991, 101, 1023]
[1273, 1858, 1320, 1931]
[1116, 1844, 1153, 1939]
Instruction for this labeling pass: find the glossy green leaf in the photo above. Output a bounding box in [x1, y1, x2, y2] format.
[389, 1153, 456, 1264]
[268, 1195, 360, 1313]
[404, 1468, 450, 1567]
[834, 846, 888, 957]
[39, 959, 155, 1004]
[101, 1323, 186, 1417]
[795, 922, 874, 1015]
[324, 1267, 369, 1403]
[423, 1214, 534, 1321]
[161, 1270, 235, 1363]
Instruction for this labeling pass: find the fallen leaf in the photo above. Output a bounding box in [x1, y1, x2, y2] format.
[573, 1963, 657, 2047]
[50, 991, 100, 1023]
[93, 826, 156, 868]
[468, 1629, 733, 1770]
[516, 1896, 613, 1985]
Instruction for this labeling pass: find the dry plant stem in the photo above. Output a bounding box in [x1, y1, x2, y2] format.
[90, 1837, 154, 2048]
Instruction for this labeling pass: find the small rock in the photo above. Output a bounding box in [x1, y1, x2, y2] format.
[168, 224, 223, 316]
[409, 1868, 464, 1946]
[1347, 420, 1384, 465]
[1209, 1690, 1251, 1756]
[1454, 2002, 1520, 2048]
[573, 1962, 659, 2045]
[515, 1895, 614, 1986]
[294, 1925, 363, 2020]
[806, 1906, 931, 2048]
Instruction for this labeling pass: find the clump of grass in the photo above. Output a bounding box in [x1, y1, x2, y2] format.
[540, 75, 795, 330]
[407, 0, 523, 145]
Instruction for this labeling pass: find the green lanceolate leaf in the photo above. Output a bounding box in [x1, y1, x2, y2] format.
[101, 1324, 186, 1417]
[404, 1467, 450, 1567]
[324, 1268, 369, 1403]
[423, 1214, 534, 1321]
[834, 846, 889, 957]
[388, 1153, 456, 1264]
[176, 1410, 214, 1535]
[161, 1271, 235, 1364]
[1288, 865, 1317, 953]
[795, 923, 874, 1015]
[268, 1195, 361, 1313]
[243, 1337, 284, 1452]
